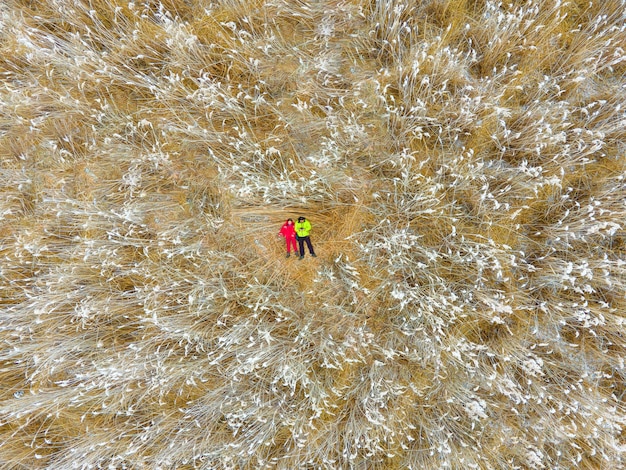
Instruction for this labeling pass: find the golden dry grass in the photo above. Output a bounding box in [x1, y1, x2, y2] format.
[1, 0, 625, 468]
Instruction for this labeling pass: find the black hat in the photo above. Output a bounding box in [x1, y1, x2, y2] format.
[298, 216, 305, 221]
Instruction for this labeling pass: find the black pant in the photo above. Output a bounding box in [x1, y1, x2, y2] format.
[297, 236, 315, 256]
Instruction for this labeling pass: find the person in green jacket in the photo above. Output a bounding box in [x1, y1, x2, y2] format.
[295, 216, 316, 260]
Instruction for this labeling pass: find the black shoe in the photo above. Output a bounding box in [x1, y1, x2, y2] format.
[286, 252, 290, 258]
[311, 253, 317, 257]
[298, 255, 304, 260]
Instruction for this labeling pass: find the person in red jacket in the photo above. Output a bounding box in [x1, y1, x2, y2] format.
[278, 218, 298, 258]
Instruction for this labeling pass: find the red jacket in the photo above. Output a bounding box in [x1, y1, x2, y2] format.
[279, 222, 296, 239]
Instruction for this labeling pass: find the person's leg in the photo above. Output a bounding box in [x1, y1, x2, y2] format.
[289, 237, 298, 254]
[305, 236, 315, 256]
[298, 237, 305, 258]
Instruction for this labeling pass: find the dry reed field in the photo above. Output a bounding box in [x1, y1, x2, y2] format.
[1, 0, 625, 468]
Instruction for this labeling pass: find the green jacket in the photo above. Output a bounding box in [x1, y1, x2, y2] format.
[295, 219, 312, 238]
